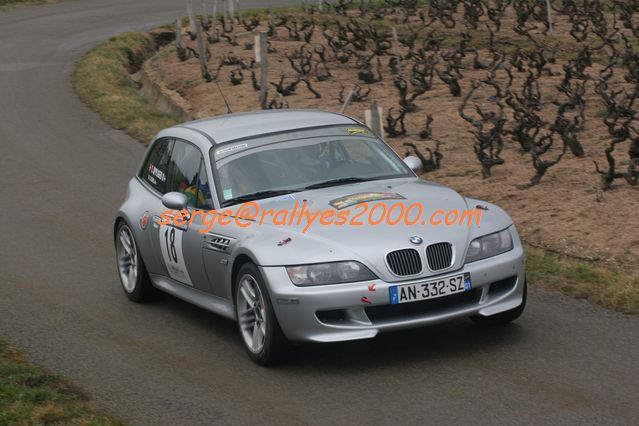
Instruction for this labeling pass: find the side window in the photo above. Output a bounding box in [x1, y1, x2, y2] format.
[196, 160, 214, 209]
[140, 139, 173, 193]
[166, 141, 207, 208]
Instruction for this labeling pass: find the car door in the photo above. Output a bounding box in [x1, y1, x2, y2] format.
[187, 158, 236, 299]
[156, 139, 216, 293]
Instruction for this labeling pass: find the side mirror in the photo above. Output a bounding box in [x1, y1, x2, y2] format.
[162, 192, 188, 210]
[403, 155, 423, 174]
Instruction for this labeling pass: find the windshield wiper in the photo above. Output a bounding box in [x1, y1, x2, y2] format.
[222, 190, 300, 207]
[304, 177, 371, 190]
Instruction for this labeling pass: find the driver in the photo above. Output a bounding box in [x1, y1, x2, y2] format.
[220, 161, 255, 199]
[296, 141, 332, 173]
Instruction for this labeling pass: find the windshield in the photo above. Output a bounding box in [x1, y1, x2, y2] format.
[213, 135, 413, 205]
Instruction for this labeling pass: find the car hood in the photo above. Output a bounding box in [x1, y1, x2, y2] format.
[229, 178, 513, 282]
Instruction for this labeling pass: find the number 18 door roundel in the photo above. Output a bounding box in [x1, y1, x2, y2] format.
[159, 223, 193, 286]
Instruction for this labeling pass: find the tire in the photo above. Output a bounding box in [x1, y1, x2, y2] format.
[234, 263, 289, 365]
[471, 280, 527, 326]
[115, 221, 156, 302]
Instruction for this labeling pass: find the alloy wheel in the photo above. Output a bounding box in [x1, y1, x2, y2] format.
[237, 274, 267, 353]
[116, 225, 138, 293]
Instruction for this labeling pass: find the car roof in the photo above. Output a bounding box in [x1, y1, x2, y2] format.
[175, 109, 361, 145]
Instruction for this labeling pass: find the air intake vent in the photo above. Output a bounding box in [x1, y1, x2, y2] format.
[204, 234, 231, 252]
[386, 249, 422, 276]
[425, 242, 453, 271]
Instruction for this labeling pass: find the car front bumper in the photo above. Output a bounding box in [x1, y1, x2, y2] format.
[261, 243, 526, 343]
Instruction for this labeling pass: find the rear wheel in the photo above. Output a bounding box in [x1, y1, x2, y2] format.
[115, 221, 155, 302]
[471, 280, 527, 326]
[235, 263, 289, 365]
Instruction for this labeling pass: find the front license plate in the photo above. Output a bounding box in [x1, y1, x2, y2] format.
[389, 273, 471, 304]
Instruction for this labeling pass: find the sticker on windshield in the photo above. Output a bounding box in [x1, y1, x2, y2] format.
[216, 143, 248, 156]
[345, 128, 369, 135]
[223, 188, 233, 199]
[330, 192, 405, 210]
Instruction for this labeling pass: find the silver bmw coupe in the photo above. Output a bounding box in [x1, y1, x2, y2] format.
[114, 110, 526, 365]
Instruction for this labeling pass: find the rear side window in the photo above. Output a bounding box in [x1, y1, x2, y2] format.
[140, 139, 173, 193]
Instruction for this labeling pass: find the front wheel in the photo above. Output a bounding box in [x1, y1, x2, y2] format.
[234, 263, 289, 365]
[471, 280, 527, 326]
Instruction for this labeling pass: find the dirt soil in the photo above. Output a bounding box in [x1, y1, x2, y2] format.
[143, 7, 639, 270]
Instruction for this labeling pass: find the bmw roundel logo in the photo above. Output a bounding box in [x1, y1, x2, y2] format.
[409, 236, 423, 245]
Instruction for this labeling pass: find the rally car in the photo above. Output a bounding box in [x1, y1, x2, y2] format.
[114, 110, 526, 365]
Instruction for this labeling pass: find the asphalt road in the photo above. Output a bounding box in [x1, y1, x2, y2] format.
[0, 1, 638, 424]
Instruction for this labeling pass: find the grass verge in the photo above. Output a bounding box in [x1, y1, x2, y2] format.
[0, 0, 52, 12]
[526, 245, 639, 314]
[73, 30, 179, 144]
[0, 339, 123, 425]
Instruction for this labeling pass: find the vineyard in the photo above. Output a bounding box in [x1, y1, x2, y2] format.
[142, 0, 639, 266]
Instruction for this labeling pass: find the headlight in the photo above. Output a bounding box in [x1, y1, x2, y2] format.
[286, 261, 377, 286]
[465, 228, 513, 263]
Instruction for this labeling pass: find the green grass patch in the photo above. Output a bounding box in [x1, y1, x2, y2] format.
[0, 0, 52, 11]
[0, 339, 123, 425]
[526, 245, 639, 315]
[73, 31, 179, 144]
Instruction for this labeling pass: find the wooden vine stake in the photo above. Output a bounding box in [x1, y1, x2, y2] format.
[392, 26, 401, 74]
[196, 20, 212, 82]
[365, 100, 384, 138]
[228, 0, 235, 21]
[176, 18, 183, 49]
[340, 87, 354, 114]
[187, 0, 196, 38]
[202, 0, 209, 28]
[258, 32, 268, 109]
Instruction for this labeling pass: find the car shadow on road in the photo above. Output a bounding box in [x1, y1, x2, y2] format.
[155, 291, 528, 370]
[286, 320, 528, 371]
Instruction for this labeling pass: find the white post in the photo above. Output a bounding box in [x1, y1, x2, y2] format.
[546, 0, 553, 33]
[254, 34, 261, 63]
